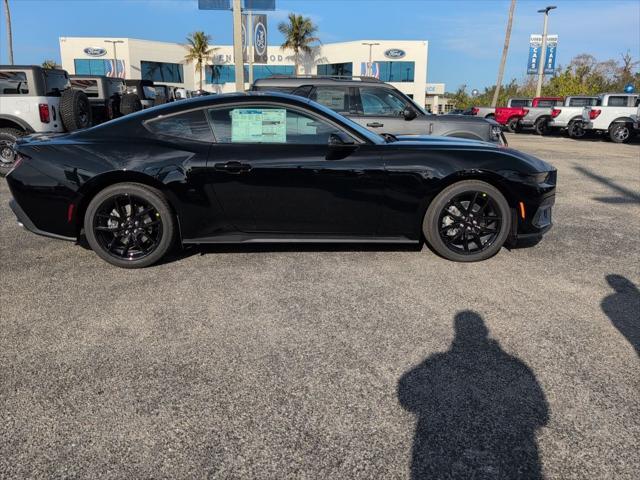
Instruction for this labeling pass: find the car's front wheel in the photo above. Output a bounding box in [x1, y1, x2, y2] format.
[423, 180, 511, 262]
[84, 183, 176, 268]
[506, 117, 521, 133]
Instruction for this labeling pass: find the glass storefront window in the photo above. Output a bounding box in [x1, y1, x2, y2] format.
[141, 61, 184, 83]
[377, 61, 414, 82]
[317, 62, 353, 77]
[206, 65, 295, 84]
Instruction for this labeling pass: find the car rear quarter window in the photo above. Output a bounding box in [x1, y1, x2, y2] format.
[309, 87, 351, 114]
[208, 106, 343, 144]
[0, 71, 29, 95]
[44, 70, 70, 96]
[71, 79, 99, 97]
[146, 109, 214, 142]
[568, 97, 597, 107]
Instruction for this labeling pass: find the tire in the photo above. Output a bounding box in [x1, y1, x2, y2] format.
[534, 117, 550, 135]
[84, 183, 176, 268]
[120, 93, 142, 115]
[0, 127, 25, 175]
[506, 117, 521, 133]
[60, 89, 92, 131]
[423, 180, 511, 262]
[609, 123, 632, 143]
[567, 120, 587, 139]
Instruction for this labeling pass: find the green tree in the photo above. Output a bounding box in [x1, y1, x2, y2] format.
[41, 59, 59, 69]
[184, 31, 216, 91]
[278, 13, 320, 75]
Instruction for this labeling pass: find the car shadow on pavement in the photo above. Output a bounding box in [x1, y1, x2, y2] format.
[601, 274, 640, 357]
[397, 310, 549, 480]
[573, 165, 640, 204]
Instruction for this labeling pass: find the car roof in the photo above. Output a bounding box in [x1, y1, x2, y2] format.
[252, 75, 385, 87]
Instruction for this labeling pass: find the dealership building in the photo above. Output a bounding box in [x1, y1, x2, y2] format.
[59, 37, 428, 105]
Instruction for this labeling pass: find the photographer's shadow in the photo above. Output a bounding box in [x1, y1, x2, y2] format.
[398, 311, 549, 479]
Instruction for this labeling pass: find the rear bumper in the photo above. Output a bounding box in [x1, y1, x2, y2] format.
[9, 198, 75, 242]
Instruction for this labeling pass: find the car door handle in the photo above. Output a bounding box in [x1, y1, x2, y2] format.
[366, 122, 384, 128]
[214, 161, 251, 174]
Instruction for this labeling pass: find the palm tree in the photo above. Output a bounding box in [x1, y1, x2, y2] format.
[184, 31, 216, 91]
[3, 0, 14, 64]
[41, 59, 59, 69]
[278, 13, 320, 76]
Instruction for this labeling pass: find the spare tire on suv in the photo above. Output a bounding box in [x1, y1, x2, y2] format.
[60, 89, 92, 131]
[120, 93, 142, 115]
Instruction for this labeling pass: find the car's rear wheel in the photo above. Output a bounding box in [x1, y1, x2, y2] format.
[609, 123, 632, 143]
[567, 120, 586, 139]
[84, 183, 175, 268]
[535, 117, 550, 135]
[0, 127, 24, 175]
[506, 117, 521, 133]
[423, 180, 511, 262]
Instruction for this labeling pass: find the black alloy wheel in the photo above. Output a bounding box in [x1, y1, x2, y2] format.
[506, 117, 521, 133]
[424, 180, 511, 262]
[567, 120, 586, 139]
[84, 183, 175, 268]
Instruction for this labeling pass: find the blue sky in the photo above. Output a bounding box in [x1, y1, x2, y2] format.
[1, 0, 639, 91]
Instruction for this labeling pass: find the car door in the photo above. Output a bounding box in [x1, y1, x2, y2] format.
[206, 102, 385, 235]
[351, 86, 428, 135]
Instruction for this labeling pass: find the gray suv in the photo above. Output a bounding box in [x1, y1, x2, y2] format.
[251, 76, 505, 144]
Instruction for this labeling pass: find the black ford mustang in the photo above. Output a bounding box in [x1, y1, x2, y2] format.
[6, 92, 556, 268]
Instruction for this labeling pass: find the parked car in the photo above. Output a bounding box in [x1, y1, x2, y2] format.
[251, 76, 505, 145]
[467, 106, 496, 119]
[581, 93, 640, 143]
[124, 79, 157, 109]
[6, 92, 556, 268]
[70, 75, 142, 125]
[493, 98, 532, 132]
[495, 97, 563, 134]
[0, 65, 91, 173]
[153, 84, 176, 105]
[547, 96, 599, 138]
[518, 97, 564, 135]
[174, 87, 191, 100]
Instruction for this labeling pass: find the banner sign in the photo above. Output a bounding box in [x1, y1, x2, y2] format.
[544, 35, 558, 74]
[527, 34, 543, 74]
[527, 34, 558, 74]
[253, 14, 268, 63]
[360, 62, 380, 79]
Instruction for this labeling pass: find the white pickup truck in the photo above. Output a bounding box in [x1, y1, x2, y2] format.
[581, 93, 639, 143]
[548, 96, 599, 138]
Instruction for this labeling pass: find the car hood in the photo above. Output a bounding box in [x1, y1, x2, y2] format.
[394, 135, 494, 147]
[430, 114, 494, 125]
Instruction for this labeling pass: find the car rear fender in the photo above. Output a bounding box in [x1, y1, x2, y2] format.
[74, 170, 183, 236]
[610, 117, 634, 126]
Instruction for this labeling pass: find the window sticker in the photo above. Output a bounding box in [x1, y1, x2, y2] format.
[231, 108, 286, 143]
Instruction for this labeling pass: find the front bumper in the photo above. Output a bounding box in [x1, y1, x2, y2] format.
[510, 195, 555, 246]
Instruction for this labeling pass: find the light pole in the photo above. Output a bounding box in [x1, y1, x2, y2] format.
[104, 40, 124, 78]
[535, 5, 556, 97]
[361, 42, 380, 77]
[492, 0, 517, 108]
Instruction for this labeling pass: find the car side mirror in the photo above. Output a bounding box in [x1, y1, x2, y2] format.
[328, 132, 355, 146]
[403, 107, 418, 121]
[327, 132, 357, 160]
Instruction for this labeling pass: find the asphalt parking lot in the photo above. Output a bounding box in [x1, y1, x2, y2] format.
[1, 134, 639, 479]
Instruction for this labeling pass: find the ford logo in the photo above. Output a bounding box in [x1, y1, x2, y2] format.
[84, 47, 107, 57]
[384, 48, 406, 59]
[254, 21, 267, 56]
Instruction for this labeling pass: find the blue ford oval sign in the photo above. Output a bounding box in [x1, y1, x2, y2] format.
[384, 48, 406, 59]
[84, 47, 107, 57]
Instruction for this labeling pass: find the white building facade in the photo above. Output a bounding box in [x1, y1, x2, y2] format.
[59, 37, 428, 106]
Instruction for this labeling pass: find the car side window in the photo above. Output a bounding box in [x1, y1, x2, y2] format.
[146, 109, 214, 142]
[357, 87, 407, 116]
[309, 87, 351, 114]
[0, 71, 29, 95]
[208, 106, 345, 145]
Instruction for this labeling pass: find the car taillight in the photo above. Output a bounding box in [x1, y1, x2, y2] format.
[522, 109, 529, 116]
[551, 108, 561, 118]
[589, 109, 601, 120]
[39, 103, 50, 123]
[471, 107, 479, 115]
